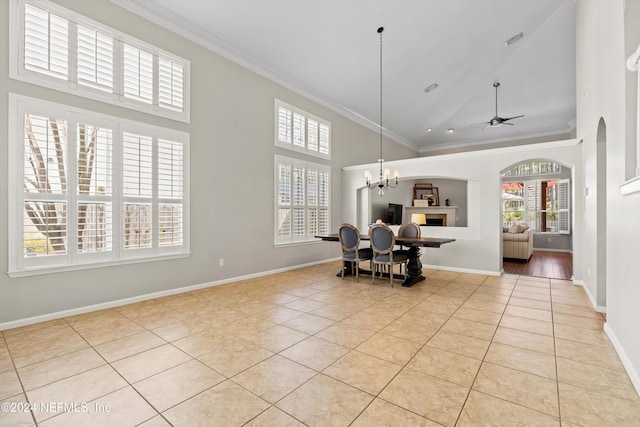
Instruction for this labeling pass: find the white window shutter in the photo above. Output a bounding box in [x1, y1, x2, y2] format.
[274, 155, 330, 244]
[123, 132, 153, 197]
[77, 25, 114, 92]
[123, 43, 153, 104]
[77, 123, 113, 254]
[24, 4, 69, 79]
[22, 113, 68, 257]
[307, 119, 318, 152]
[122, 132, 153, 249]
[159, 57, 184, 112]
[319, 123, 330, 155]
[277, 106, 292, 144]
[557, 179, 570, 234]
[293, 112, 305, 148]
[158, 139, 184, 248]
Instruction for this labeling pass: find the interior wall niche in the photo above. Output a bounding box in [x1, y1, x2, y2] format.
[369, 178, 468, 227]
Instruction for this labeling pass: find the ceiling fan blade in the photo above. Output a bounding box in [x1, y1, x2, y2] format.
[503, 115, 525, 121]
[482, 124, 491, 131]
[470, 121, 490, 127]
[502, 122, 515, 126]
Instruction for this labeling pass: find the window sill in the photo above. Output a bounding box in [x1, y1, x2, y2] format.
[620, 176, 640, 196]
[7, 252, 190, 278]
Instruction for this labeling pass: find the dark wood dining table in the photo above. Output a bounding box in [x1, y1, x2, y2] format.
[315, 234, 455, 287]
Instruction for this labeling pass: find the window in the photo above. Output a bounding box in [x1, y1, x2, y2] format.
[502, 180, 570, 233]
[275, 155, 330, 245]
[275, 100, 330, 159]
[10, 0, 190, 122]
[8, 94, 190, 277]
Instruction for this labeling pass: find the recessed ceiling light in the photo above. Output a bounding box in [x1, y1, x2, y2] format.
[447, 128, 454, 133]
[505, 32, 523, 47]
[423, 83, 438, 93]
[426, 128, 432, 132]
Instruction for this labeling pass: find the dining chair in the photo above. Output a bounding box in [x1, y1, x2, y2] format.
[369, 223, 409, 286]
[338, 223, 373, 281]
[397, 222, 421, 273]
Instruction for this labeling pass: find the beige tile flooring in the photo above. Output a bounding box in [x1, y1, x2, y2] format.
[1, 262, 639, 426]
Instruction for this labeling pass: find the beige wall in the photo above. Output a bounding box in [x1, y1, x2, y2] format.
[0, 0, 417, 326]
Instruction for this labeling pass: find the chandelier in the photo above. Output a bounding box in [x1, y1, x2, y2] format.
[365, 26, 399, 196]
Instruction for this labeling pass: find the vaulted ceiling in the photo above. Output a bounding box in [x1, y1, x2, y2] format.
[114, 0, 576, 154]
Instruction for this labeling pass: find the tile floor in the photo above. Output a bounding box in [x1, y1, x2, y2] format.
[1, 262, 639, 426]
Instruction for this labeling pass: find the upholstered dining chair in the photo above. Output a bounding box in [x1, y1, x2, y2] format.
[369, 223, 409, 286]
[338, 223, 373, 281]
[396, 222, 421, 273]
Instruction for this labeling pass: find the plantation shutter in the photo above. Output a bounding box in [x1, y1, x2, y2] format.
[24, 3, 69, 79]
[557, 179, 570, 234]
[319, 123, 330, 155]
[524, 180, 540, 231]
[123, 43, 153, 104]
[158, 139, 184, 247]
[293, 113, 305, 148]
[123, 132, 153, 249]
[277, 105, 292, 145]
[77, 123, 113, 253]
[318, 170, 329, 234]
[276, 162, 292, 239]
[77, 25, 114, 92]
[23, 114, 68, 256]
[159, 57, 184, 112]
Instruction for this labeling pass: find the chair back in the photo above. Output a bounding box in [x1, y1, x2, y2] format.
[369, 224, 395, 255]
[398, 222, 421, 239]
[338, 223, 360, 253]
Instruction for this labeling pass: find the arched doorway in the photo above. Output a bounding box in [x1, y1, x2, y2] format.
[500, 159, 574, 280]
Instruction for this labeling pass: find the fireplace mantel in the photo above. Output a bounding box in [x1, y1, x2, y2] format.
[405, 206, 458, 227]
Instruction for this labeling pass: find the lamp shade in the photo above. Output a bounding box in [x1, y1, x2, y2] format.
[411, 214, 426, 225]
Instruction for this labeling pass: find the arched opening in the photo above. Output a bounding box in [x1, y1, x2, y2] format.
[500, 159, 573, 279]
[596, 117, 607, 307]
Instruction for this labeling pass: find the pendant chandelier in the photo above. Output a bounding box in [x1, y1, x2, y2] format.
[365, 26, 399, 196]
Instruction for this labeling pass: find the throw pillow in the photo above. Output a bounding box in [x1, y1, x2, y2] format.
[508, 224, 519, 233]
[516, 224, 529, 233]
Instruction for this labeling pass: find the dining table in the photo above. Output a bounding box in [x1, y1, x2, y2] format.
[315, 233, 455, 287]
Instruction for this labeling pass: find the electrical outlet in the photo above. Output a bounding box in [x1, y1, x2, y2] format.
[219, 258, 224, 266]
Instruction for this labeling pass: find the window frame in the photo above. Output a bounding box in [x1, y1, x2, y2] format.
[502, 178, 570, 234]
[9, 0, 191, 123]
[274, 155, 330, 246]
[274, 99, 331, 160]
[8, 93, 190, 278]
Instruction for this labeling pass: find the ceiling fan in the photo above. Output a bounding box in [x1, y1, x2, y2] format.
[471, 82, 524, 129]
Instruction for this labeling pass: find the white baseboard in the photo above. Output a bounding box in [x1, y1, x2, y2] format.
[604, 323, 640, 397]
[532, 247, 572, 253]
[572, 279, 607, 313]
[0, 258, 338, 331]
[421, 263, 501, 277]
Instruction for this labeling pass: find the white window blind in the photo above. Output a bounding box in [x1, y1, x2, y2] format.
[275, 155, 330, 245]
[275, 100, 331, 159]
[9, 94, 189, 277]
[11, 0, 190, 122]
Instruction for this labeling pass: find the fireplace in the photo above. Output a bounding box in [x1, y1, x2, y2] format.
[425, 214, 447, 226]
[406, 206, 457, 227]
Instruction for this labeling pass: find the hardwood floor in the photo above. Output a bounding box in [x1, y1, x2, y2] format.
[503, 250, 572, 280]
